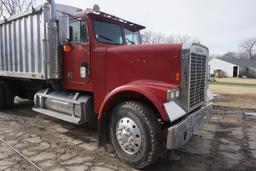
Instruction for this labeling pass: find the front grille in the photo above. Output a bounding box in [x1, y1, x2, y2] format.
[189, 53, 207, 108]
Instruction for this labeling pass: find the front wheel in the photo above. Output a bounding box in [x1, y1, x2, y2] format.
[110, 101, 162, 169]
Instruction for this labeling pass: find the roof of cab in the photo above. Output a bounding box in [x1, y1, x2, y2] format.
[73, 8, 146, 31]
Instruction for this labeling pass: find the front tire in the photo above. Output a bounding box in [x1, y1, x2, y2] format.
[110, 101, 162, 169]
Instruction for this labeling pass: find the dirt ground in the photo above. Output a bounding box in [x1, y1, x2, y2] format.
[0, 79, 256, 171]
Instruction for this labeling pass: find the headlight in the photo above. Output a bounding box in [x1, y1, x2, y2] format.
[167, 89, 180, 102]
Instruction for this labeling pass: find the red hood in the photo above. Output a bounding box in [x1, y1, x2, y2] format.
[105, 44, 182, 92]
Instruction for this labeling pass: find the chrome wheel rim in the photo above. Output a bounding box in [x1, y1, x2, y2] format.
[116, 117, 142, 155]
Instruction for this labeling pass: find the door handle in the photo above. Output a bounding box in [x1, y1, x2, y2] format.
[67, 72, 72, 79]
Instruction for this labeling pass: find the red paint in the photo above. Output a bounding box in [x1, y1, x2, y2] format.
[62, 12, 183, 122]
[105, 44, 182, 92]
[63, 43, 92, 91]
[98, 80, 179, 121]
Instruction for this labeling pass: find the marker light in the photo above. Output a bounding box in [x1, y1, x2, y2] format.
[63, 43, 72, 53]
[176, 72, 180, 81]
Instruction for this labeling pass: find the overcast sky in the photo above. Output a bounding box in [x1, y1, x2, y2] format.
[53, 0, 256, 55]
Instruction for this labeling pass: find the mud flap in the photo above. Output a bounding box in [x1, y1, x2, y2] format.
[97, 114, 108, 147]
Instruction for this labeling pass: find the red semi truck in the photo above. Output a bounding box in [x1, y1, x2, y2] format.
[0, 0, 212, 169]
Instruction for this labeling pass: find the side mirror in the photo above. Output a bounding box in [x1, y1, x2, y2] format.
[69, 26, 73, 42]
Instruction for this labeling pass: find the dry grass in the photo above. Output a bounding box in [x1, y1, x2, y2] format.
[210, 84, 256, 95]
[215, 78, 256, 85]
[209, 78, 256, 109]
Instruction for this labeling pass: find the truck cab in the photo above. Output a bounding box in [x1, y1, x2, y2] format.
[0, 1, 212, 169]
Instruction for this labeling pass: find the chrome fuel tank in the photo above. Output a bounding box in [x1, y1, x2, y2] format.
[33, 89, 96, 124]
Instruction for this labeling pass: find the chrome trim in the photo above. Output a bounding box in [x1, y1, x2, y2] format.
[181, 43, 209, 112]
[167, 89, 180, 102]
[167, 104, 212, 149]
[47, 0, 56, 20]
[116, 117, 142, 155]
[181, 44, 191, 111]
[33, 89, 96, 124]
[164, 101, 186, 122]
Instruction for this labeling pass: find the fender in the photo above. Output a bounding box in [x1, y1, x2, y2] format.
[98, 80, 179, 122]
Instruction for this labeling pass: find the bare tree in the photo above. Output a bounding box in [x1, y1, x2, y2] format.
[240, 38, 256, 60]
[175, 35, 192, 44]
[209, 54, 220, 61]
[219, 52, 238, 60]
[141, 31, 166, 44]
[141, 31, 153, 44]
[0, 0, 38, 18]
[151, 32, 165, 44]
[141, 30, 199, 45]
[166, 35, 175, 43]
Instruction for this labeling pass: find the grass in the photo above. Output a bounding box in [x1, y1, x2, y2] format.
[209, 78, 256, 109]
[209, 81, 256, 87]
[209, 78, 256, 87]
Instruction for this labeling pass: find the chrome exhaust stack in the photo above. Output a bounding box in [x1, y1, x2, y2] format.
[47, 0, 56, 20]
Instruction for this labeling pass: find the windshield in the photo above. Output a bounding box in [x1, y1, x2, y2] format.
[124, 28, 141, 45]
[93, 20, 123, 45]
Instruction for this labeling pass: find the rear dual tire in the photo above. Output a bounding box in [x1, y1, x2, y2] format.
[110, 101, 162, 169]
[0, 82, 15, 110]
[0, 85, 5, 109]
[4, 83, 15, 108]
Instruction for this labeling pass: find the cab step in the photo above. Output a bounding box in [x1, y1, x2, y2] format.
[33, 108, 82, 124]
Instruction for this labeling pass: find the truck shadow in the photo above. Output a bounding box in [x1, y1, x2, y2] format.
[3, 98, 98, 141]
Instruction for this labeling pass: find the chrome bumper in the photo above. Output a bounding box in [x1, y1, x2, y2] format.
[167, 104, 213, 149]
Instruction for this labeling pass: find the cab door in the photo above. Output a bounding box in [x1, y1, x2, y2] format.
[63, 19, 92, 91]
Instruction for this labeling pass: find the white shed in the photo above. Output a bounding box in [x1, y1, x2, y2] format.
[209, 58, 239, 77]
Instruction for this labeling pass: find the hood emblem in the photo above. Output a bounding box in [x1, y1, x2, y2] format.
[130, 58, 147, 64]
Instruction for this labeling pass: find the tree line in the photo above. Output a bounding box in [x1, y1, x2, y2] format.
[210, 38, 256, 60]
[141, 31, 200, 44]
[141, 31, 256, 60]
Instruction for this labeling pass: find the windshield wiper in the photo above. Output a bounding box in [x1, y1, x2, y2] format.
[126, 38, 135, 45]
[98, 35, 120, 45]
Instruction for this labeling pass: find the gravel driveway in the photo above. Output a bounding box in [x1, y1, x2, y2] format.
[0, 99, 256, 171]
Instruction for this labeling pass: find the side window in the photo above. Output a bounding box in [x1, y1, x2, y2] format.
[69, 20, 88, 43]
[124, 28, 140, 45]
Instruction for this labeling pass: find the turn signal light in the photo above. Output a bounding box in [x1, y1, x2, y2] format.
[63, 43, 72, 53]
[176, 72, 180, 81]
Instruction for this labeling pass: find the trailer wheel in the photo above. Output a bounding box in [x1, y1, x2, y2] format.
[110, 101, 162, 169]
[0, 84, 6, 110]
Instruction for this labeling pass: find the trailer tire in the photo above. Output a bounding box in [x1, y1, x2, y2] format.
[110, 101, 162, 169]
[0, 84, 6, 110]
